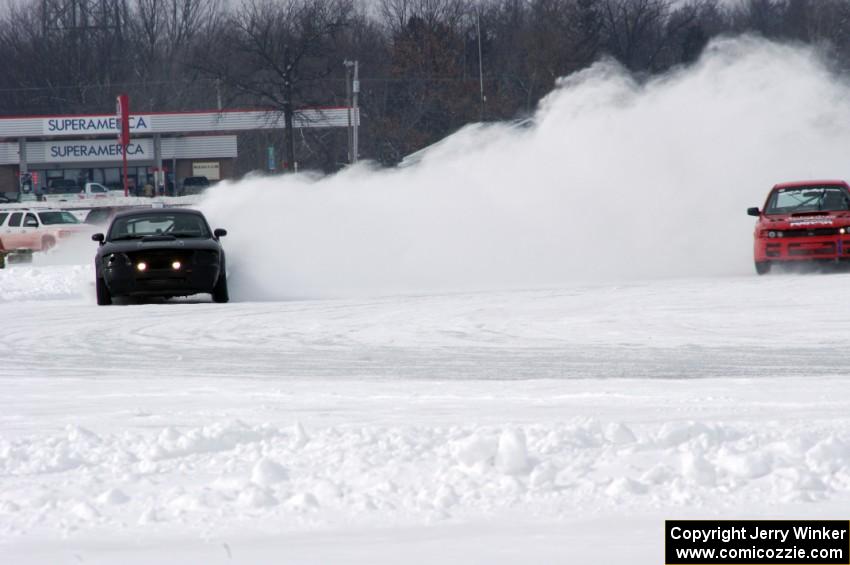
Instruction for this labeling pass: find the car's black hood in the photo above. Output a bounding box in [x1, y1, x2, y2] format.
[97, 237, 222, 256]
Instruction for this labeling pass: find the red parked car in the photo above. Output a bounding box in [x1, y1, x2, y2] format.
[748, 180, 850, 274]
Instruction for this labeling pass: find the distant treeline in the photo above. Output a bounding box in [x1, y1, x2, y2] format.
[0, 0, 845, 172]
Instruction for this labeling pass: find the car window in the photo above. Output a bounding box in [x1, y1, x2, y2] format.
[24, 213, 38, 227]
[39, 211, 80, 225]
[85, 209, 110, 224]
[766, 186, 850, 214]
[90, 184, 108, 193]
[0, 212, 7, 226]
[8, 212, 22, 227]
[109, 213, 210, 239]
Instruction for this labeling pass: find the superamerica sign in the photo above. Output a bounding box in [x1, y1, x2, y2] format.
[43, 115, 152, 136]
[46, 139, 152, 163]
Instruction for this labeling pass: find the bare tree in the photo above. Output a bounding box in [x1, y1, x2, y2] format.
[0, 0, 847, 172]
[372, 0, 479, 162]
[131, 0, 223, 110]
[195, 0, 355, 169]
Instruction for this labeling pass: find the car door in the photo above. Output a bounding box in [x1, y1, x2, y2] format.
[89, 183, 109, 199]
[21, 212, 41, 249]
[0, 212, 9, 249]
[3, 212, 24, 249]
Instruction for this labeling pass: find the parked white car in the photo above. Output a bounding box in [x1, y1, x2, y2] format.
[0, 208, 91, 251]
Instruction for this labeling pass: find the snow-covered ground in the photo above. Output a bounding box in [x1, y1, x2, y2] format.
[2, 265, 850, 564]
[6, 35, 850, 564]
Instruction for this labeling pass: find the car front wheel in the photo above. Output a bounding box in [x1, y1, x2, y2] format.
[96, 277, 112, 305]
[755, 261, 771, 276]
[212, 274, 229, 303]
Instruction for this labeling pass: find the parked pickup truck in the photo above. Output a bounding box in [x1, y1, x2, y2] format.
[0, 208, 92, 252]
[39, 181, 124, 202]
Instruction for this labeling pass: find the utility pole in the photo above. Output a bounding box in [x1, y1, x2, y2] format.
[283, 45, 295, 172]
[42, 1, 124, 54]
[476, 8, 485, 122]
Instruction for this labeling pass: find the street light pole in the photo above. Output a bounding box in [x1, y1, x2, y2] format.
[344, 59, 360, 164]
[352, 60, 359, 164]
[344, 60, 353, 164]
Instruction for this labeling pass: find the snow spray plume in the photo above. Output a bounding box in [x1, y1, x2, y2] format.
[200, 37, 850, 300]
[32, 234, 96, 267]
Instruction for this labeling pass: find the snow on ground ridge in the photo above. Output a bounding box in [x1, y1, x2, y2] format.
[0, 265, 91, 302]
[1, 418, 848, 540]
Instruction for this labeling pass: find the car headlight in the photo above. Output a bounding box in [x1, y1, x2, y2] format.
[768, 231, 776, 238]
[137, 262, 147, 272]
[104, 253, 130, 268]
[194, 250, 220, 264]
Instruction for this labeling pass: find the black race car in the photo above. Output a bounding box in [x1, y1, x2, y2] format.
[92, 208, 228, 305]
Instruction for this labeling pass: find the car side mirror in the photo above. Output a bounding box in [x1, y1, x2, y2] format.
[214, 228, 227, 238]
[92, 233, 104, 244]
[747, 207, 760, 217]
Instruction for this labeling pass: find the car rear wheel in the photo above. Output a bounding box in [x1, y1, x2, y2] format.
[755, 261, 771, 276]
[212, 274, 229, 303]
[96, 277, 112, 306]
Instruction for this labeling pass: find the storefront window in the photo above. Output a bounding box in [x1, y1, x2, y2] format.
[63, 169, 82, 182]
[104, 168, 120, 185]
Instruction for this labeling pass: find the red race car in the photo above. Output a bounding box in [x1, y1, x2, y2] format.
[748, 180, 850, 275]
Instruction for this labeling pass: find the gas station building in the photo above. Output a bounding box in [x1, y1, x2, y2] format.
[0, 107, 354, 195]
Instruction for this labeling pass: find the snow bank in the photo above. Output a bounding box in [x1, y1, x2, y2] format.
[2, 418, 848, 541]
[0, 265, 91, 302]
[1, 195, 200, 210]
